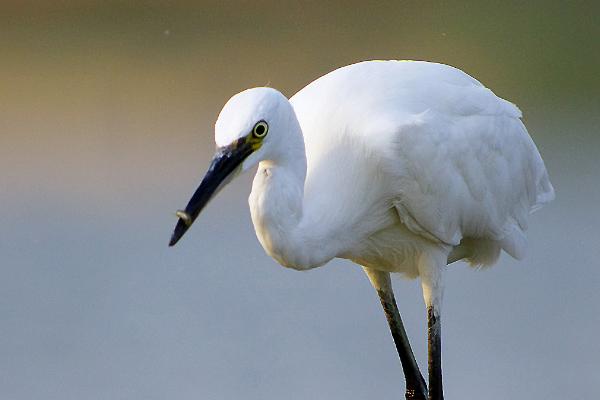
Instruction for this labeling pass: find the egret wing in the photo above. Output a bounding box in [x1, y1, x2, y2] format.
[291, 60, 554, 258]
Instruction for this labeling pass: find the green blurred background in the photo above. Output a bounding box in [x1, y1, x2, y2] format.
[1, 2, 598, 399]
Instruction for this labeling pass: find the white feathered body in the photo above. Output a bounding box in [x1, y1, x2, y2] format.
[276, 61, 555, 276]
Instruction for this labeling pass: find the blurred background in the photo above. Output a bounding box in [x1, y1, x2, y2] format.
[1, 1, 598, 399]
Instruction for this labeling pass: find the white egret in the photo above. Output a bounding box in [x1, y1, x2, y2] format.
[169, 60, 554, 400]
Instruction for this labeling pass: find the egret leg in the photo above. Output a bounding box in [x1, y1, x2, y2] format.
[363, 267, 428, 400]
[418, 252, 446, 400]
[427, 305, 443, 400]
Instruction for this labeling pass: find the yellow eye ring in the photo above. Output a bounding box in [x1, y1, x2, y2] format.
[252, 121, 269, 138]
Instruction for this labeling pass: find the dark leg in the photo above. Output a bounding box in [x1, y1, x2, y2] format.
[427, 306, 443, 400]
[364, 268, 428, 400]
[418, 252, 445, 400]
[378, 288, 429, 400]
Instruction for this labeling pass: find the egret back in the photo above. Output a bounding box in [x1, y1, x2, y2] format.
[290, 60, 554, 264]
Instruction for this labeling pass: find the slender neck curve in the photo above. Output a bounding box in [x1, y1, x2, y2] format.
[248, 109, 338, 270]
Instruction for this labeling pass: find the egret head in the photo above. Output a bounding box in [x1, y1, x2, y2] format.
[169, 87, 291, 246]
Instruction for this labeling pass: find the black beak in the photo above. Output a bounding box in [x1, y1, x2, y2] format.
[169, 138, 254, 246]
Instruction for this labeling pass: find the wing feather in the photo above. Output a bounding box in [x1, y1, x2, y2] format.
[291, 60, 554, 258]
[378, 83, 554, 249]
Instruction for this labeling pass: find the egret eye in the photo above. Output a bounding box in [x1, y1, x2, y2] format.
[252, 121, 269, 138]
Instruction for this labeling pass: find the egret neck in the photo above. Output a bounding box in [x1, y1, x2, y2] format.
[248, 109, 336, 270]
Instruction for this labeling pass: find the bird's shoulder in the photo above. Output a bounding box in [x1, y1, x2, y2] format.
[290, 60, 522, 144]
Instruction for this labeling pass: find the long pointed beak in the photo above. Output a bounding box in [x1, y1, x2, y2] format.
[169, 138, 253, 246]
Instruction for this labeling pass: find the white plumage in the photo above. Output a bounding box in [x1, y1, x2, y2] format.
[170, 60, 554, 399]
[286, 61, 554, 274]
